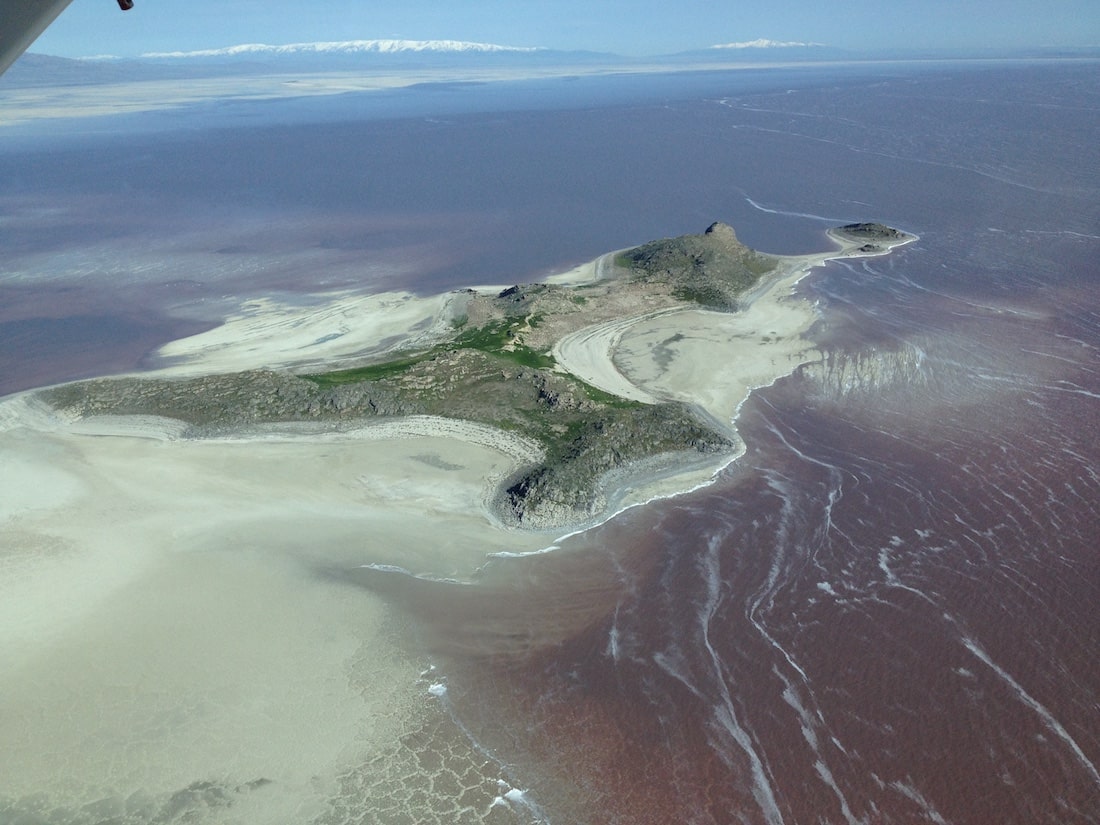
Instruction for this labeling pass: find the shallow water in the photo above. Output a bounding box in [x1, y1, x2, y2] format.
[2, 59, 1098, 823]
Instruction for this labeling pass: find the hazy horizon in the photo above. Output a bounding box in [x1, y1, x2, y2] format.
[26, 0, 1100, 60]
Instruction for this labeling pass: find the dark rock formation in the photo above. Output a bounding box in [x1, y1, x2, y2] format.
[836, 222, 908, 240]
[500, 403, 733, 527]
[41, 370, 419, 435]
[618, 222, 777, 309]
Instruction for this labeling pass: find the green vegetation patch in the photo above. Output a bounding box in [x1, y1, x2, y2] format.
[305, 353, 427, 387]
[570, 377, 648, 409]
[452, 318, 555, 369]
[303, 315, 556, 387]
[502, 346, 556, 370]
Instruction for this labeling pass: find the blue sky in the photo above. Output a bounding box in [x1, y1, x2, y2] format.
[31, 0, 1100, 58]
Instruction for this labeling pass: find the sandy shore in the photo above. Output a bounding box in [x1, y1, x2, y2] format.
[0, 227, 913, 821]
[152, 289, 460, 377]
[0, 396, 555, 820]
[555, 231, 915, 430]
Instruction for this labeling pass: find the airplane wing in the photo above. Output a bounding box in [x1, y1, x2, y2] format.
[0, 0, 133, 78]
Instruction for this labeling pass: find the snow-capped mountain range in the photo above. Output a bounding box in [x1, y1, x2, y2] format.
[6, 37, 853, 89]
[709, 39, 826, 50]
[141, 39, 545, 59]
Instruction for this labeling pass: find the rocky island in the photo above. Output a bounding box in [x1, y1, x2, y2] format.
[35, 221, 914, 529]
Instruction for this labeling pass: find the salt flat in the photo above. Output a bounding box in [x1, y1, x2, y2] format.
[0, 405, 554, 819]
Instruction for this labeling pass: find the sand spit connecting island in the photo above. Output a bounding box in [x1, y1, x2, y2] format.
[0, 221, 913, 821]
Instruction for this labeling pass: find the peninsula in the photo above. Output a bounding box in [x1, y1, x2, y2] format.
[35, 221, 914, 529]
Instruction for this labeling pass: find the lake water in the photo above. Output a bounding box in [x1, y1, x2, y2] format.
[1, 58, 1098, 824]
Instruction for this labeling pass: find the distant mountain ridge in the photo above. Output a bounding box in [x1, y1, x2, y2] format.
[141, 39, 546, 59]
[708, 39, 826, 49]
[0, 41, 615, 88]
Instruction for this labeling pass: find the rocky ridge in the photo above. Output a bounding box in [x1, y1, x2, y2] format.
[617, 221, 777, 309]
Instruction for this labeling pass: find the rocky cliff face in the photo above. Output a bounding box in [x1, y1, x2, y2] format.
[836, 222, 908, 240]
[830, 222, 916, 254]
[499, 403, 732, 527]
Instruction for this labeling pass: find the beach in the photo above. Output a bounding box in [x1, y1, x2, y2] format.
[0, 403, 558, 821]
[0, 228, 912, 821]
[553, 234, 893, 429]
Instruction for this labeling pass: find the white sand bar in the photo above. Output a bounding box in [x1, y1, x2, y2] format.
[552, 311, 673, 404]
[556, 232, 916, 427]
[153, 289, 458, 376]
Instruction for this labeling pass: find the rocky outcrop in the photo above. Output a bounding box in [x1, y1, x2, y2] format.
[617, 222, 777, 309]
[499, 403, 733, 528]
[703, 220, 740, 245]
[41, 370, 419, 435]
[836, 222, 908, 240]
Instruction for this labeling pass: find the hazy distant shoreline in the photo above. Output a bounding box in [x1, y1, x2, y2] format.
[7, 51, 1092, 130]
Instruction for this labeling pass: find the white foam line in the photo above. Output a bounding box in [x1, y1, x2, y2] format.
[1048, 384, 1100, 400]
[485, 544, 561, 560]
[1023, 229, 1100, 240]
[889, 781, 950, 825]
[358, 563, 474, 586]
[777, 672, 860, 823]
[743, 196, 850, 224]
[813, 760, 861, 825]
[961, 635, 1100, 787]
[698, 537, 786, 825]
[738, 123, 1060, 194]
